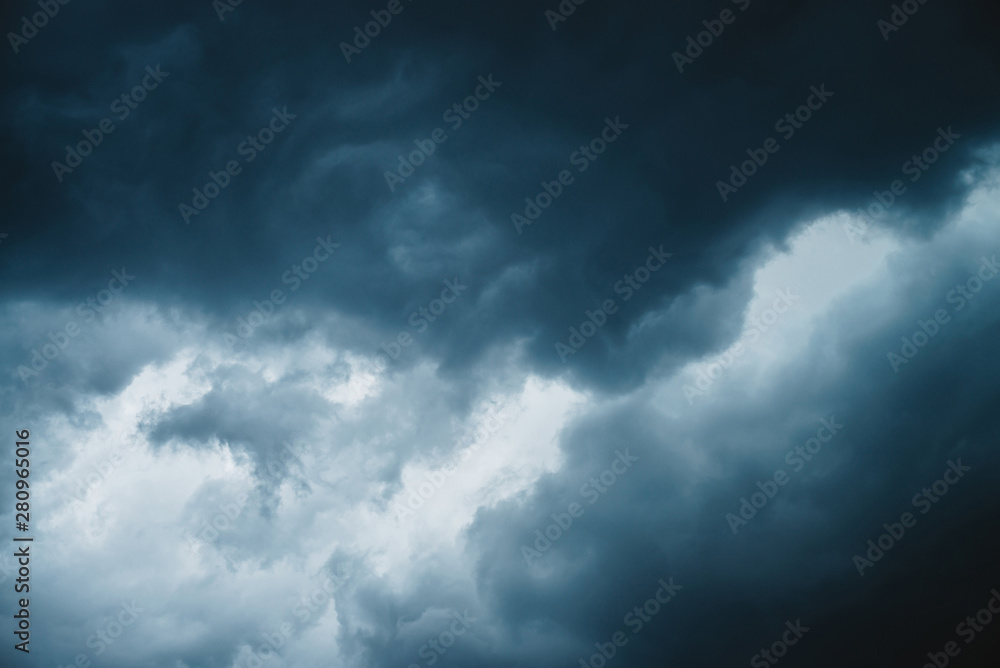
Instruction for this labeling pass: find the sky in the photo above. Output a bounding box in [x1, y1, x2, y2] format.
[2, 0, 1000, 667]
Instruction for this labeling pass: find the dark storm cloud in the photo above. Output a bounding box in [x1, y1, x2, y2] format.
[3, 0, 1000, 392]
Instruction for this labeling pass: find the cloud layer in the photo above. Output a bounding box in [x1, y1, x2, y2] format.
[3, 1, 1000, 667]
